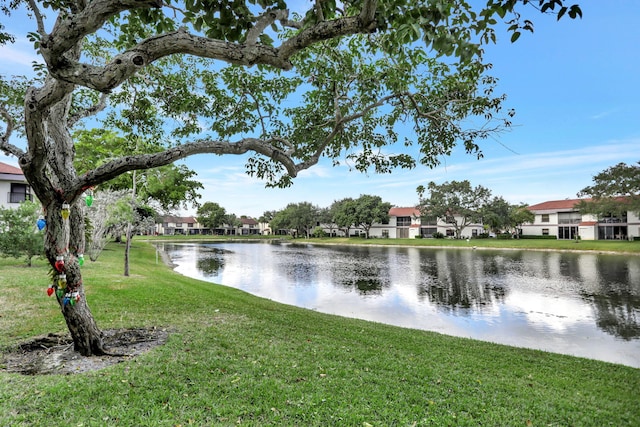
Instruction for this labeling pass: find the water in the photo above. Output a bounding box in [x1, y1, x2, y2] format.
[160, 241, 640, 368]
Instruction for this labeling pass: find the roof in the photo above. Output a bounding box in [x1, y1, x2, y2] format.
[240, 217, 258, 225]
[161, 216, 198, 224]
[579, 221, 598, 226]
[0, 162, 23, 175]
[527, 199, 583, 212]
[389, 207, 420, 217]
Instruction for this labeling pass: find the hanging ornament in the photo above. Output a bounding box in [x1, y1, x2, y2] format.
[47, 285, 54, 297]
[61, 203, 70, 220]
[55, 255, 65, 272]
[73, 291, 80, 303]
[63, 296, 70, 306]
[56, 288, 64, 298]
[37, 217, 46, 231]
[85, 190, 94, 207]
[58, 273, 67, 289]
[78, 253, 84, 266]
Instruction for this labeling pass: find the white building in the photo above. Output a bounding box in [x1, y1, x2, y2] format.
[523, 198, 639, 240]
[0, 162, 32, 209]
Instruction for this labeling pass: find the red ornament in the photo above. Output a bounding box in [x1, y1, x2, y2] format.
[55, 256, 65, 272]
[47, 287, 54, 297]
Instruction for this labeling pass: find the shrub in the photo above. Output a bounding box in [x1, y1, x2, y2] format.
[312, 226, 327, 238]
[432, 232, 445, 239]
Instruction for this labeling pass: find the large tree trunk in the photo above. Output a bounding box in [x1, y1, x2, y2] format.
[43, 194, 107, 356]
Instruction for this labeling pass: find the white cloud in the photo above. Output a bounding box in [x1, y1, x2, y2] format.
[0, 39, 40, 76]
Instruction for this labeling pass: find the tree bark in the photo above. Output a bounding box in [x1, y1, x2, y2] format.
[44, 199, 107, 356]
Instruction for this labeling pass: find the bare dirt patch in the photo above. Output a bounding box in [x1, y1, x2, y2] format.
[1, 327, 169, 375]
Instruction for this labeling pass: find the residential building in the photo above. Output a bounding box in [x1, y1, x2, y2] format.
[523, 198, 639, 240]
[0, 161, 32, 209]
[239, 217, 259, 235]
[155, 215, 264, 236]
[364, 207, 483, 239]
[155, 216, 202, 235]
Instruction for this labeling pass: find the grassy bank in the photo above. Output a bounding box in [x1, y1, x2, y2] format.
[141, 234, 640, 254]
[300, 236, 640, 253]
[1, 242, 639, 426]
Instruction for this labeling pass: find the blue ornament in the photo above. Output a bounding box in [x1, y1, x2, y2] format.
[37, 218, 46, 230]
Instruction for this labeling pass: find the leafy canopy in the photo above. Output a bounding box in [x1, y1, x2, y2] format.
[577, 161, 640, 217]
[0, 0, 581, 199]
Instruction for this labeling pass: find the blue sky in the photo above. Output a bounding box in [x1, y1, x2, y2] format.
[1, 2, 639, 218]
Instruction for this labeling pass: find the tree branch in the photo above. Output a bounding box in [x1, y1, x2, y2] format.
[43, 1, 379, 93]
[246, 9, 292, 45]
[0, 105, 24, 158]
[68, 93, 109, 127]
[76, 137, 300, 192]
[26, 0, 47, 37]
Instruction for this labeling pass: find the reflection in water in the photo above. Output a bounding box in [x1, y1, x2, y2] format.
[196, 247, 230, 276]
[160, 242, 640, 367]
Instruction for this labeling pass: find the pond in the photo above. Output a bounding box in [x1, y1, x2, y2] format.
[159, 241, 640, 368]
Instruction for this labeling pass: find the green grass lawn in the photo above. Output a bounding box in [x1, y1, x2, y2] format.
[1, 241, 638, 426]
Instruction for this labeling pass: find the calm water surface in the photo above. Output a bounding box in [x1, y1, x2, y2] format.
[160, 241, 640, 368]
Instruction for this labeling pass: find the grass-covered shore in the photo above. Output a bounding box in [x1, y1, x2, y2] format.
[143, 233, 640, 254]
[1, 241, 639, 426]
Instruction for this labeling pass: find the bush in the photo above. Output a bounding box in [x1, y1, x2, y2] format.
[432, 232, 445, 239]
[414, 235, 423, 239]
[312, 226, 327, 238]
[518, 235, 557, 240]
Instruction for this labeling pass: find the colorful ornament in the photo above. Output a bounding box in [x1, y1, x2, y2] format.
[57, 273, 67, 289]
[61, 203, 70, 220]
[56, 288, 64, 298]
[47, 286, 54, 296]
[55, 255, 65, 272]
[37, 217, 46, 230]
[85, 188, 94, 207]
[78, 253, 84, 266]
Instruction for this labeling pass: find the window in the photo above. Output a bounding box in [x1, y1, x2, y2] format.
[382, 230, 389, 238]
[421, 227, 437, 237]
[9, 183, 32, 203]
[188, 223, 194, 228]
[396, 216, 411, 226]
[558, 226, 577, 240]
[542, 228, 549, 236]
[541, 214, 550, 223]
[421, 217, 437, 226]
[446, 229, 455, 237]
[176, 223, 182, 227]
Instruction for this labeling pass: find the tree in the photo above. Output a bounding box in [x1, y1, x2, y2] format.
[197, 202, 227, 232]
[317, 207, 338, 237]
[577, 162, 640, 218]
[417, 180, 492, 239]
[331, 198, 358, 237]
[0, 0, 581, 355]
[353, 194, 392, 239]
[270, 202, 320, 238]
[224, 213, 243, 235]
[509, 204, 535, 238]
[482, 196, 512, 235]
[0, 200, 44, 266]
[482, 197, 534, 236]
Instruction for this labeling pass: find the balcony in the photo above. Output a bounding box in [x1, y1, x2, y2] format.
[7, 192, 33, 203]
